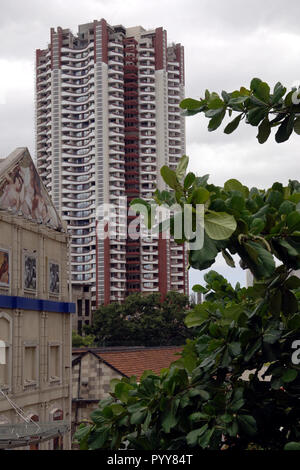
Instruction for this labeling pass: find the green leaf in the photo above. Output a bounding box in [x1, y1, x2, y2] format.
[263, 327, 282, 345]
[224, 178, 247, 196]
[162, 406, 178, 434]
[244, 339, 262, 361]
[282, 369, 298, 383]
[271, 82, 286, 105]
[250, 218, 265, 235]
[266, 190, 284, 209]
[279, 200, 296, 215]
[222, 249, 236, 267]
[192, 284, 208, 294]
[74, 424, 91, 442]
[197, 389, 210, 401]
[180, 98, 206, 110]
[287, 211, 300, 233]
[230, 398, 245, 412]
[189, 412, 210, 422]
[184, 172, 196, 189]
[237, 415, 257, 436]
[131, 408, 148, 425]
[257, 117, 271, 144]
[185, 304, 210, 328]
[243, 240, 276, 279]
[161, 166, 179, 189]
[208, 110, 226, 131]
[287, 313, 300, 330]
[204, 211, 237, 240]
[176, 155, 189, 181]
[226, 194, 245, 212]
[284, 90, 293, 106]
[285, 275, 300, 289]
[247, 107, 266, 126]
[114, 382, 133, 403]
[228, 96, 249, 106]
[275, 114, 294, 143]
[89, 428, 109, 450]
[198, 428, 214, 449]
[284, 442, 300, 450]
[111, 404, 125, 415]
[294, 117, 300, 135]
[195, 174, 210, 187]
[254, 81, 270, 103]
[186, 425, 208, 446]
[224, 114, 243, 134]
[250, 77, 262, 92]
[207, 92, 224, 109]
[270, 290, 282, 316]
[228, 342, 241, 356]
[188, 235, 216, 270]
[191, 187, 210, 204]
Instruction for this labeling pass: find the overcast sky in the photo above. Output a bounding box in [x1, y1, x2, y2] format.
[1, 0, 300, 291]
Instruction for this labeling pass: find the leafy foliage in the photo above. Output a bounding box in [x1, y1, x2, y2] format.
[180, 78, 300, 144]
[75, 83, 300, 450]
[85, 292, 193, 347]
[75, 159, 300, 450]
[72, 331, 95, 347]
[151, 157, 300, 280]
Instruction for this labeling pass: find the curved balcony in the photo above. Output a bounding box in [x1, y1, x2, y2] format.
[61, 113, 94, 125]
[63, 190, 94, 201]
[61, 61, 90, 72]
[62, 153, 93, 163]
[72, 254, 93, 264]
[62, 165, 94, 176]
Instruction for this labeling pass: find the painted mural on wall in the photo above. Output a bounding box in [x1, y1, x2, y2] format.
[49, 262, 60, 294]
[0, 249, 9, 287]
[24, 253, 37, 291]
[0, 152, 62, 230]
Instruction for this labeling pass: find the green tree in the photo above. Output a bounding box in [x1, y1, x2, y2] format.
[72, 330, 95, 348]
[85, 292, 192, 347]
[75, 79, 300, 451]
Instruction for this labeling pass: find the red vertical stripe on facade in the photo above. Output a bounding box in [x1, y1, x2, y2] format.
[154, 27, 164, 70]
[36, 49, 41, 87]
[95, 220, 99, 306]
[101, 18, 108, 64]
[58, 27, 63, 68]
[175, 44, 185, 85]
[183, 245, 189, 295]
[50, 28, 54, 70]
[104, 225, 110, 305]
[93, 21, 97, 63]
[158, 236, 168, 300]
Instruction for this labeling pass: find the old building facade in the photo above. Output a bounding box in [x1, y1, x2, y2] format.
[0, 148, 75, 450]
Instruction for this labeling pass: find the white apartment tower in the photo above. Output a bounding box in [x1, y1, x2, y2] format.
[36, 19, 188, 312]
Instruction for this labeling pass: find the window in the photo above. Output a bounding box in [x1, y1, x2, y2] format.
[0, 313, 12, 390]
[49, 409, 64, 450]
[85, 299, 90, 317]
[23, 343, 38, 386]
[48, 343, 61, 382]
[29, 415, 40, 451]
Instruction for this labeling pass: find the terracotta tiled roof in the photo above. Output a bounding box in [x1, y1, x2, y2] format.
[98, 346, 183, 380]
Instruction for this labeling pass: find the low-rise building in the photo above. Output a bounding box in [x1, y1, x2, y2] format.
[0, 148, 75, 450]
[71, 345, 182, 436]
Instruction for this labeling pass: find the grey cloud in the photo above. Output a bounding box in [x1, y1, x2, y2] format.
[1, 0, 300, 292]
[0, 90, 34, 158]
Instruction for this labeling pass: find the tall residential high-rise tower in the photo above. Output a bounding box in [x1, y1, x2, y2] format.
[35, 19, 188, 315]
